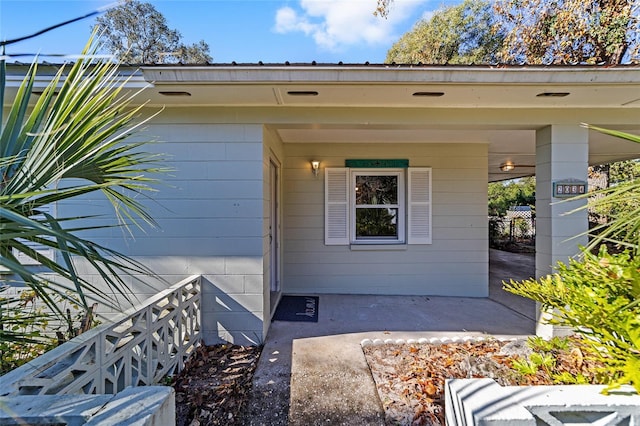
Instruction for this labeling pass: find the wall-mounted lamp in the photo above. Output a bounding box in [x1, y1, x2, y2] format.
[500, 162, 515, 172]
[311, 160, 320, 177]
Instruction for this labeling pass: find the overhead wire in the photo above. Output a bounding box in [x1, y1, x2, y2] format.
[0, 1, 121, 57]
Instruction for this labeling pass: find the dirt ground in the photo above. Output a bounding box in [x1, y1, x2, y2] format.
[172, 336, 602, 426]
[363, 337, 603, 425]
[171, 344, 263, 426]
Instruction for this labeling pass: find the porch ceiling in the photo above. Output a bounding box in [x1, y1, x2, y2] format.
[272, 125, 640, 182]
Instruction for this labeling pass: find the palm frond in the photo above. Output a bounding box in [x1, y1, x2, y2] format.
[581, 124, 640, 253]
[584, 124, 640, 144]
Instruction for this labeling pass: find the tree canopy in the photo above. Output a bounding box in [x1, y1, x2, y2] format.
[386, 0, 504, 64]
[488, 177, 536, 217]
[382, 0, 639, 65]
[94, 0, 212, 64]
[495, 0, 639, 64]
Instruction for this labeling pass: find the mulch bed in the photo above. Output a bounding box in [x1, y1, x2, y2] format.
[362, 337, 604, 426]
[171, 337, 605, 426]
[171, 344, 262, 426]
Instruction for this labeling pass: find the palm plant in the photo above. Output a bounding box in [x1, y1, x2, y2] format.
[1, 32, 167, 343]
[582, 126, 640, 254]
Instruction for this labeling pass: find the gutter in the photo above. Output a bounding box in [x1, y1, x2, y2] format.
[140, 65, 640, 86]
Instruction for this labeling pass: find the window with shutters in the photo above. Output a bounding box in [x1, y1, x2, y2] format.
[325, 167, 431, 246]
[353, 170, 404, 243]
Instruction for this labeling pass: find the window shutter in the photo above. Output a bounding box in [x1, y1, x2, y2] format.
[14, 204, 56, 265]
[408, 168, 432, 244]
[325, 168, 349, 245]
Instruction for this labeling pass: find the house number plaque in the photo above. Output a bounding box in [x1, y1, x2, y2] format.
[553, 180, 587, 198]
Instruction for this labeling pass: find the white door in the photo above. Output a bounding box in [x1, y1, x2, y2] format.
[269, 159, 281, 305]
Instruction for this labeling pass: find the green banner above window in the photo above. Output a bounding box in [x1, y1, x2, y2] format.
[345, 159, 409, 168]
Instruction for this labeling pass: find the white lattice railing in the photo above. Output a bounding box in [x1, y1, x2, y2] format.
[1, 275, 201, 396]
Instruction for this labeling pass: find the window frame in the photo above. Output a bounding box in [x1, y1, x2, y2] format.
[324, 167, 431, 246]
[350, 168, 405, 244]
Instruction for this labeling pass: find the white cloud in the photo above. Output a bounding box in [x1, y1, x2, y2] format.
[274, 0, 430, 51]
[274, 6, 318, 35]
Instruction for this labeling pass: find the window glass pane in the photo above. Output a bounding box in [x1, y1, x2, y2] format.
[355, 208, 398, 239]
[355, 175, 398, 205]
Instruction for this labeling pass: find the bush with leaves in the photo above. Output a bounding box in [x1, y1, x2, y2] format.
[505, 247, 640, 391]
[488, 216, 506, 248]
[0, 288, 55, 374]
[0, 286, 100, 375]
[505, 126, 640, 393]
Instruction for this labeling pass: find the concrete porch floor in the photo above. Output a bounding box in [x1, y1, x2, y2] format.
[244, 249, 537, 425]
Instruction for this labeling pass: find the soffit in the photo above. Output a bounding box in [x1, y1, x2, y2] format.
[139, 66, 640, 182]
[139, 66, 640, 108]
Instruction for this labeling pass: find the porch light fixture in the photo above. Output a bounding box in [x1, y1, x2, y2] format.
[311, 160, 320, 177]
[500, 162, 515, 172]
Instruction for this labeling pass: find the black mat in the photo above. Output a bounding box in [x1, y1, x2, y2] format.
[273, 295, 319, 322]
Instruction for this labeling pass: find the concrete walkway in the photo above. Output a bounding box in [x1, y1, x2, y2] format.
[243, 249, 537, 426]
[488, 248, 536, 321]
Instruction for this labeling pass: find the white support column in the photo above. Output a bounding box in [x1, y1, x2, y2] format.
[535, 125, 589, 336]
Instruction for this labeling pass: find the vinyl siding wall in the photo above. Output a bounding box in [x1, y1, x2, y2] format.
[282, 143, 489, 297]
[57, 109, 266, 345]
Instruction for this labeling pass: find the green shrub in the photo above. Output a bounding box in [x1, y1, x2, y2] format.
[505, 246, 640, 392]
[511, 352, 555, 376]
[527, 335, 569, 353]
[488, 216, 505, 248]
[0, 289, 56, 374]
[0, 288, 94, 375]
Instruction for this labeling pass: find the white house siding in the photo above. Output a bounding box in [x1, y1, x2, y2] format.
[57, 109, 267, 345]
[282, 143, 489, 297]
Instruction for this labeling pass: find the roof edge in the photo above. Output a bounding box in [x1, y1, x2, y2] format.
[140, 65, 640, 85]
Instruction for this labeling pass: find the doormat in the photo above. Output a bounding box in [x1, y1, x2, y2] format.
[273, 295, 319, 322]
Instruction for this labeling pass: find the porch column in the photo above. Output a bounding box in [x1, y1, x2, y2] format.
[535, 125, 589, 336]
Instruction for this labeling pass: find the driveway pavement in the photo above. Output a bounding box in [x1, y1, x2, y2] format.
[243, 249, 537, 425]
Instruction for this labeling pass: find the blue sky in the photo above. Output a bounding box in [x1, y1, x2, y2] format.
[0, 0, 456, 63]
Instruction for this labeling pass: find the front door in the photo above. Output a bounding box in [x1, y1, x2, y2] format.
[269, 159, 281, 312]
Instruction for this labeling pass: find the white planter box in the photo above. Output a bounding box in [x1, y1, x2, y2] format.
[445, 378, 640, 426]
